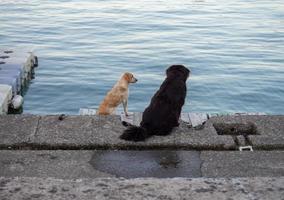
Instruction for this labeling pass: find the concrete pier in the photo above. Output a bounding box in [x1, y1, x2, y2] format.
[0, 114, 283, 199]
[1, 114, 283, 150]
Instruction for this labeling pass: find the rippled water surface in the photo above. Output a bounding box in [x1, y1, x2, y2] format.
[1, 0, 283, 114]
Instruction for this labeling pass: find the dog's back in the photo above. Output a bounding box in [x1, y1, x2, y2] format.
[142, 77, 187, 134]
[97, 90, 121, 115]
[97, 72, 137, 115]
[120, 65, 190, 141]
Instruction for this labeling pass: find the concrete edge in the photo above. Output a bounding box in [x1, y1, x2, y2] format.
[0, 176, 283, 200]
[0, 114, 283, 150]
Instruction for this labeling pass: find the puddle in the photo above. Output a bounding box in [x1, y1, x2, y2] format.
[89, 150, 201, 178]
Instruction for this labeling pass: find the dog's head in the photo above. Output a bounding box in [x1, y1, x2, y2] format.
[166, 65, 190, 81]
[123, 72, 138, 83]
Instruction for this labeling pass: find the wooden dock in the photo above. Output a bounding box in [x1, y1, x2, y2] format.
[0, 48, 38, 114]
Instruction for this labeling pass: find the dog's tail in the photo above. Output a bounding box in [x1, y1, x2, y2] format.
[120, 125, 149, 142]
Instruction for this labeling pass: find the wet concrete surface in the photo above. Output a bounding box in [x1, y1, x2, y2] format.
[1, 150, 283, 179]
[89, 150, 202, 178]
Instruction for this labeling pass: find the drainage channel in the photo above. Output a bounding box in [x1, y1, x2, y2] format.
[213, 122, 259, 151]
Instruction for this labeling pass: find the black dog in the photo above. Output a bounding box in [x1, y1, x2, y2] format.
[120, 65, 190, 142]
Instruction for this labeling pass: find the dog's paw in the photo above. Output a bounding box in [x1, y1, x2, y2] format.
[58, 114, 66, 121]
[122, 121, 131, 127]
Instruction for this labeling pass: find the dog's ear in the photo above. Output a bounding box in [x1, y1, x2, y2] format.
[184, 67, 190, 78]
[124, 72, 133, 82]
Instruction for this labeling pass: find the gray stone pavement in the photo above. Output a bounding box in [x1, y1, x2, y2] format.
[1, 114, 283, 150]
[0, 150, 114, 179]
[209, 115, 284, 150]
[0, 150, 283, 179]
[0, 115, 39, 146]
[201, 151, 284, 177]
[0, 115, 235, 150]
[0, 176, 283, 200]
[0, 114, 283, 199]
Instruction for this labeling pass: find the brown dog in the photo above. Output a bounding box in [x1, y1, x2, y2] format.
[97, 72, 137, 116]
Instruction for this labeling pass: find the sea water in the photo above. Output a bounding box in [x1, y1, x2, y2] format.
[0, 0, 283, 114]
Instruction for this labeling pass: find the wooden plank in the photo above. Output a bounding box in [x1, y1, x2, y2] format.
[234, 112, 266, 116]
[79, 108, 97, 115]
[132, 112, 142, 126]
[79, 109, 210, 128]
[119, 111, 134, 125]
[78, 109, 267, 128]
[188, 113, 208, 127]
[180, 113, 191, 125]
[208, 113, 266, 118]
[207, 113, 219, 118]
